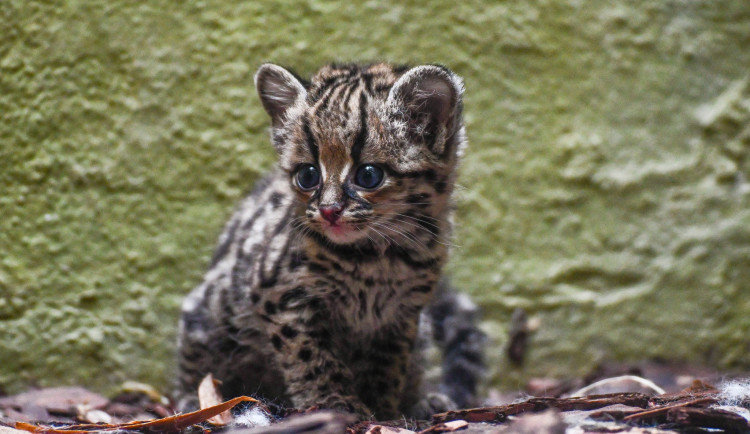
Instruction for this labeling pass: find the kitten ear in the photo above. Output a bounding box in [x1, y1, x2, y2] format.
[387, 65, 464, 156]
[255, 63, 307, 127]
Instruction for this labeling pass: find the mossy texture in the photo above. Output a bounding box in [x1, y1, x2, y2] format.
[1, 0, 749, 395]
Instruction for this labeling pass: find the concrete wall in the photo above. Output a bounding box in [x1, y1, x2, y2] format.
[1, 0, 749, 395]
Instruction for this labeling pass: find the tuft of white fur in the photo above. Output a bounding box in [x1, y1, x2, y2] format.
[718, 379, 750, 407]
[232, 406, 273, 428]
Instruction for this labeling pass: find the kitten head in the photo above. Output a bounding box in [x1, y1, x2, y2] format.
[255, 63, 465, 246]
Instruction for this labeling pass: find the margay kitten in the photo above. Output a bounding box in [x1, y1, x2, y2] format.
[176, 63, 484, 420]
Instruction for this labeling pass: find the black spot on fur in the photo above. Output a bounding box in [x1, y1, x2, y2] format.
[250, 293, 260, 303]
[281, 324, 298, 338]
[435, 180, 448, 194]
[265, 301, 277, 315]
[298, 348, 312, 361]
[376, 381, 389, 394]
[270, 192, 283, 209]
[358, 290, 367, 318]
[410, 285, 432, 293]
[271, 334, 282, 350]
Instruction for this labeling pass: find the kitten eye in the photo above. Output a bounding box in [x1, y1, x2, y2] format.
[354, 164, 384, 189]
[295, 164, 320, 190]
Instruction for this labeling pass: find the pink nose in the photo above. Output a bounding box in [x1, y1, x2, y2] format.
[319, 204, 343, 224]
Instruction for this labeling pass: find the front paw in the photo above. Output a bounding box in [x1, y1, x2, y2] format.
[316, 395, 373, 420]
[409, 393, 457, 420]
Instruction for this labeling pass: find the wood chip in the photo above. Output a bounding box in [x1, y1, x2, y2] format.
[622, 397, 715, 423]
[666, 406, 750, 431]
[432, 393, 651, 424]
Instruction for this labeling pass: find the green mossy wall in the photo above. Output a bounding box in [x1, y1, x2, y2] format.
[1, 0, 749, 395]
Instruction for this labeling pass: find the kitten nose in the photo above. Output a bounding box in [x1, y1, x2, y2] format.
[319, 203, 343, 224]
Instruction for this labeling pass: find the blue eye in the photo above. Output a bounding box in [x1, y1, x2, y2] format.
[296, 164, 320, 190]
[354, 164, 384, 189]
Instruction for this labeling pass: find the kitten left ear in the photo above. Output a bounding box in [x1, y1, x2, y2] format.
[255, 63, 307, 128]
[387, 65, 464, 156]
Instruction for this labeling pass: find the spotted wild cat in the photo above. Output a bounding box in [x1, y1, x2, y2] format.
[176, 62, 484, 420]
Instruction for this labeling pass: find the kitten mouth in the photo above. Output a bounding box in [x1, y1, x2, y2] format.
[319, 220, 363, 243]
[323, 221, 349, 233]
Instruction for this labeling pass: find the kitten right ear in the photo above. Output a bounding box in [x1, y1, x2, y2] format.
[255, 63, 307, 127]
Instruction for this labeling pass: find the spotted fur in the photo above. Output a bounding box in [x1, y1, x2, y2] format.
[176, 63, 483, 419]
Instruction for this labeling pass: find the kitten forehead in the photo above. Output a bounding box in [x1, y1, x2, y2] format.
[277, 62, 462, 176]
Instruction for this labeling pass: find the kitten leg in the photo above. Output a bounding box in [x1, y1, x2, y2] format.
[264, 311, 373, 419]
[175, 297, 229, 411]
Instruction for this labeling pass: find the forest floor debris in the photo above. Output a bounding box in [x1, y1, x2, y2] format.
[2, 365, 749, 434]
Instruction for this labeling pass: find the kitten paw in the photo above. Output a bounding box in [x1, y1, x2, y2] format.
[316, 396, 373, 420]
[409, 393, 458, 420]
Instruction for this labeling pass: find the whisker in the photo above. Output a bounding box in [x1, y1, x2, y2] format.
[368, 220, 429, 253]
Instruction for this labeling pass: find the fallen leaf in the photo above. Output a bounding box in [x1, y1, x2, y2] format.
[118, 382, 169, 406]
[15, 395, 258, 434]
[197, 373, 231, 426]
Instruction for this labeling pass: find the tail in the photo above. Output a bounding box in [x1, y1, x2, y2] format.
[428, 280, 486, 408]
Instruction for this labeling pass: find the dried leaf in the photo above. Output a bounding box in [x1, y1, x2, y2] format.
[15, 395, 258, 434]
[197, 374, 231, 426]
[119, 382, 169, 406]
[571, 375, 665, 397]
[418, 420, 468, 433]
